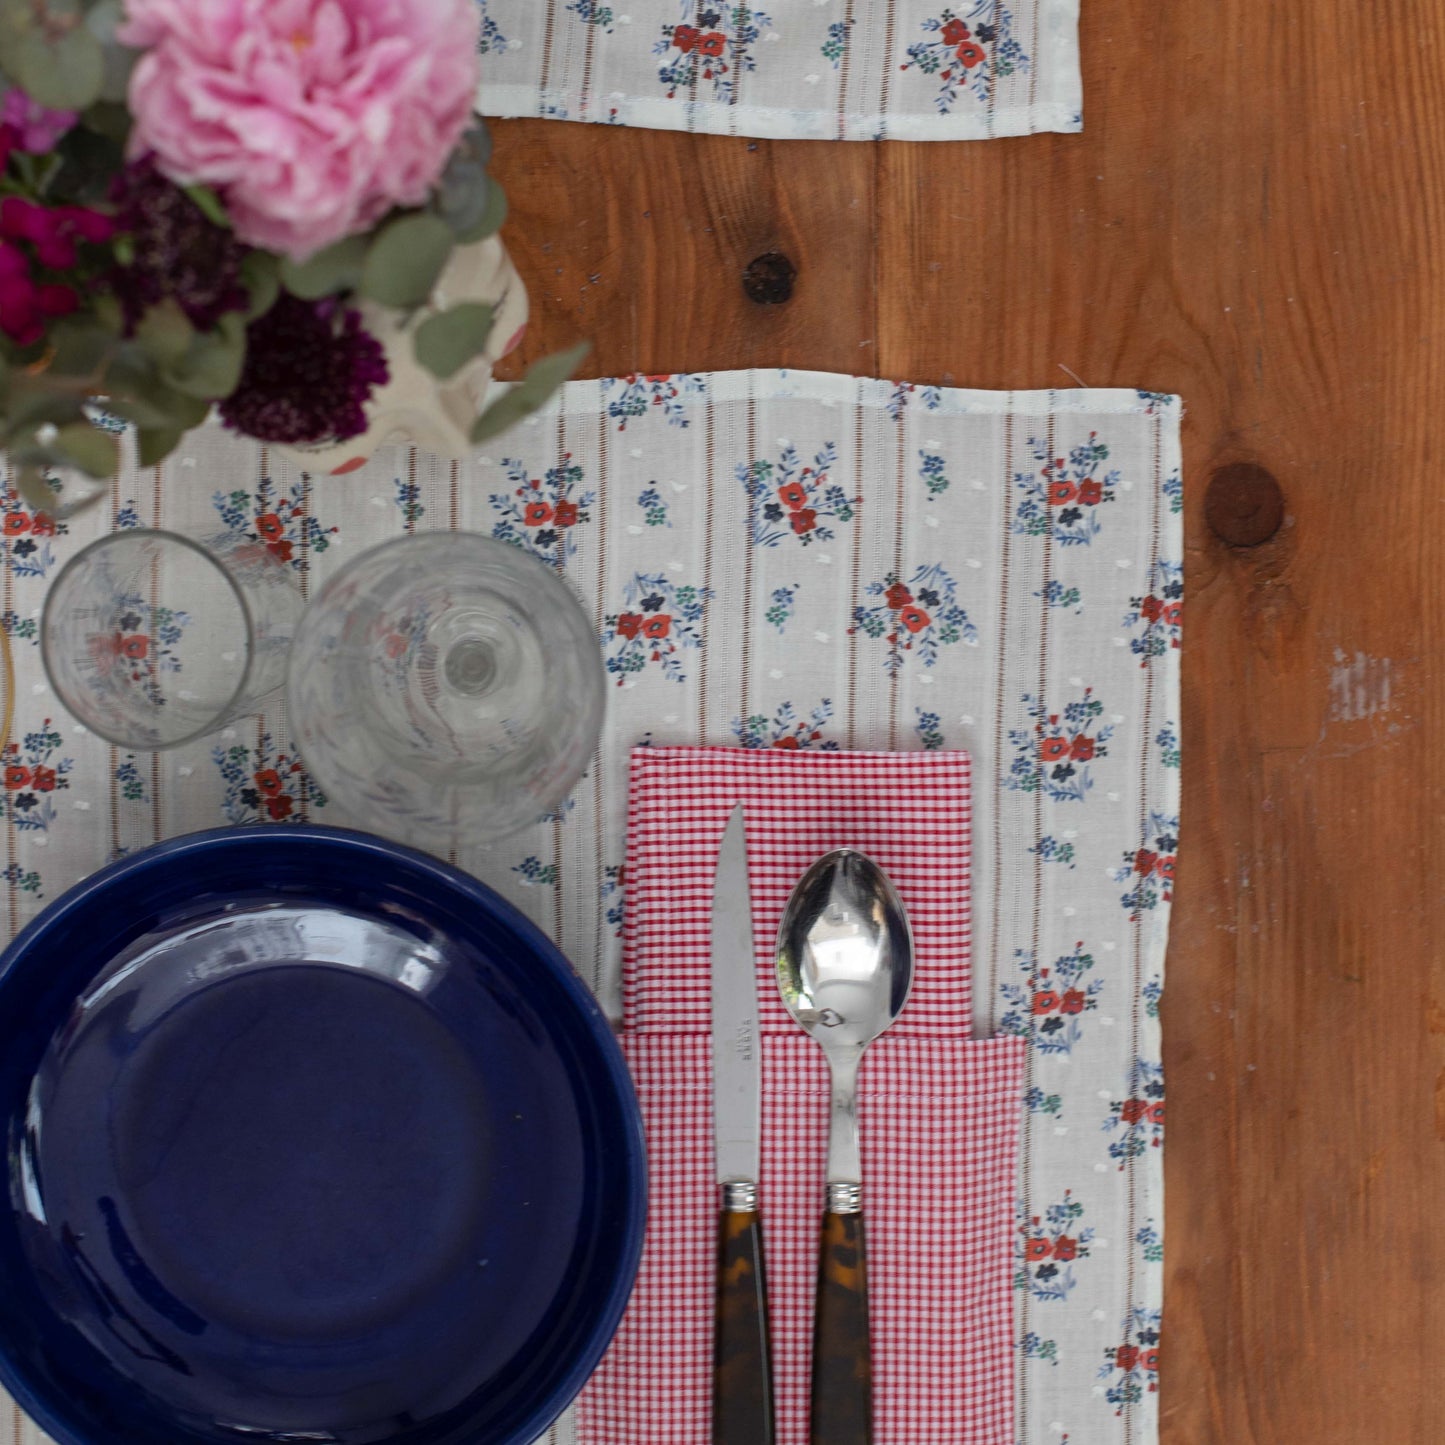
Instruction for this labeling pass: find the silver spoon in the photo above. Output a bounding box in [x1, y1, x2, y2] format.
[776, 850, 913, 1445]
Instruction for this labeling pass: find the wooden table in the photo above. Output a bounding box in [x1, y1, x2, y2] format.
[490, 3, 1444, 1440]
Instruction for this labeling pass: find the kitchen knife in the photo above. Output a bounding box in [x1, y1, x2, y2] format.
[711, 802, 775, 1445]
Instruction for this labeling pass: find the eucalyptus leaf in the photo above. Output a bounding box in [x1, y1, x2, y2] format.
[454, 182, 508, 245]
[13, 463, 56, 516]
[360, 214, 453, 309]
[5, 25, 104, 111]
[137, 426, 182, 468]
[413, 302, 494, 381]
[469, 343, 589, 445]
[240, 251, 280, 320]
[50, 120, 122, 205]
[52, 419, 118, 479]
[168, 312, 246, 399]
[1, 382, 86, 444]
[92, 293, 123, 334]
[435, 126, 496, 236]
[81, 98, 131, 146]
[280, 234, 369, 300]
[104, 351, 210, 431]
[48, 316, 115, 378]
[85, 0, 138, 104]
[134, 300, 194, 368]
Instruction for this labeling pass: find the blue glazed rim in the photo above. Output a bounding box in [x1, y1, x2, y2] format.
[0, 823, 648, 1445]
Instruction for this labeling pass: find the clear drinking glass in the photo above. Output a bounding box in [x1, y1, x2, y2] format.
[42, 529, 303, 750]
[287, 532, 605, 849]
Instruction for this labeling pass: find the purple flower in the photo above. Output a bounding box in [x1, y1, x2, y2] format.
[1, 89, 77, 152]
[109, 158, 249, 332]
[219, 294, 388, 446]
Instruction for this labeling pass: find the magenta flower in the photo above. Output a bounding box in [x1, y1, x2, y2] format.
[219, 294, 389, 444]
[0, 89, 78, 153]
[0, 243, 78, 345]
[120, 0, 481, 262]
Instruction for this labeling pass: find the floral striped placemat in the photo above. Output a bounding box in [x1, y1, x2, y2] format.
[475, 1, 1082, 141]
[0, 368, 1177, 1445]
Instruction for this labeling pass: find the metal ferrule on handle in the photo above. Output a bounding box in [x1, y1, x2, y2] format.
[722, 1180, 759, 1212]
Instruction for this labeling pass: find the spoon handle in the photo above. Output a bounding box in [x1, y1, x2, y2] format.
[811, 1200, 872, 1445]
[714, 1195, 776, 1444]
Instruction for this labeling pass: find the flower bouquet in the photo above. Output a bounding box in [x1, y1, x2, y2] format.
[0, 0, 582, 511]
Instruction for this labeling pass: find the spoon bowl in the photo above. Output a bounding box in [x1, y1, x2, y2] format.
[775, 849, 914, 1445]
[776, 850, 913, 1053]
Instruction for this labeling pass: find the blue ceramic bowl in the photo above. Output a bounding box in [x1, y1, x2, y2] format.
[0, 825, 646, 1445]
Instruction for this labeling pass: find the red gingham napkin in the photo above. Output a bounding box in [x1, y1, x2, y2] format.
[577, 748, 1028, 1445]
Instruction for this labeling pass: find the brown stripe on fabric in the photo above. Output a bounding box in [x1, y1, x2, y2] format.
[592, 398, 610, 990]
[1123, 409, 1165, 1445]
[988, 410, 1016, 1010]
[551, 407, 571, 949]
[449, 459, 460, 532]
[739, 388, 757, 731]
[887, 388, 907, 749]
[406, 447, 418, 535]
[1018, 408, 1056, 1445]
[298, 470, 312, 599]
[4, 464, 15, 941]
[985, 3, 999, 137]
[109, 473, 121, 861]
[845, 379, 866, 750]
[698, 385, 716, 741]
[835, 0, 858, 139]
[878, 0, 900, 133]
[577, 0, 601, 121]
[537, 0, 560, 117]
[150, 461, 163, 843]
[1028, 0, 1041, 114]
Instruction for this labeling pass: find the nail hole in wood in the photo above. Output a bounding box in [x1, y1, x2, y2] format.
[742, 252, 796, 305]
[1205, 463, 1285, 547]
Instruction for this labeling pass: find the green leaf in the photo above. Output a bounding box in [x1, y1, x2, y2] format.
[81, 98, 132, 146]
[413, 302, 495, 381]
[454, 181, 508, 244]
[136, 426, 182, 468]
[470, 343, 589, 445]
[184, 184, 230, 230]
[104, 351, 210, 431]
[85, 0, 136, 104]
[135, 300, 194, 368]
[52, 420, 118, 479]
[0, 381, 85, 444]
[3, 25, 105, 111]
[240, 251, 280, 320]
[279, 234, 369, 300]
[92, 292, 123, 333]
[168, 312, 246, 399]
[360, 214, 454, 309]
[49, 119, 123, 205]
[434, 126, 498, 237]
[48, 316, 115, 378]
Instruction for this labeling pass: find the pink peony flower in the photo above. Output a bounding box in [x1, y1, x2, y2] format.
[120, 0, 481, 262]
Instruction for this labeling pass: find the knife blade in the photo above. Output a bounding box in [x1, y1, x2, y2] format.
[710, 802, 775, 1445]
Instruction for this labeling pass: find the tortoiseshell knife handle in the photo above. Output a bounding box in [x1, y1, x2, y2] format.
[714, 1198, 775, 1445]
[811, 1205, 872, 1445]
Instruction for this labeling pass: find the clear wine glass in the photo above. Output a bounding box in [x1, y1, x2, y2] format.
[287, 532, 605, 849]
[42, 529, 302, 750]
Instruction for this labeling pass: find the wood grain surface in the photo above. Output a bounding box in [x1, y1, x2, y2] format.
[490, 2, 1445, 1440]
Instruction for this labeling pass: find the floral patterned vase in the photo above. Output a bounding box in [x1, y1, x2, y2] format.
[273, 234, 530, 476]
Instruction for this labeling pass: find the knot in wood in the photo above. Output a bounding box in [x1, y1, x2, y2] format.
[1205, 463, 1285, 548]
[742, 252, 796, 305]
